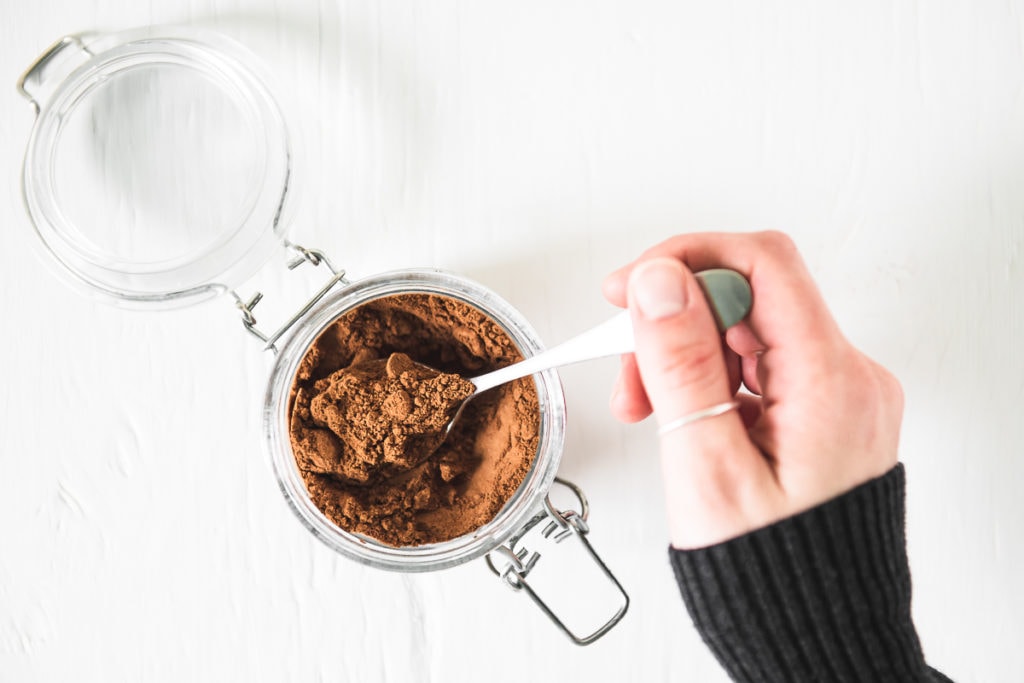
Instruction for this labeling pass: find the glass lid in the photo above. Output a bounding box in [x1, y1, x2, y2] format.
[19, 27, 291, 308]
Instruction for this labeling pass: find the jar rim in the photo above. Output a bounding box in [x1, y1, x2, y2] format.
[263, 269, 566, 572]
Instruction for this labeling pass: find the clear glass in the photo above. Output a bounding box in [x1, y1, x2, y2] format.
[263, 269, 567, 572]
[20, 27, 292, 308]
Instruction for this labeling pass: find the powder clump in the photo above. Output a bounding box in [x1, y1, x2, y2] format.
[307, 352, 474, 485]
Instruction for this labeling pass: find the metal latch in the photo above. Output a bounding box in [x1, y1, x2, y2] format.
[486, 478, 630, 645]
[231, 242, 348, 353]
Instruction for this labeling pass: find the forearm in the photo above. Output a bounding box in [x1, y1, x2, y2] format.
[669, 464, 951, 683]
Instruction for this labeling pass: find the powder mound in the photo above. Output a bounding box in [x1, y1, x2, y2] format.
[308, 353, 474, 485]
[288, 293, 541, 548]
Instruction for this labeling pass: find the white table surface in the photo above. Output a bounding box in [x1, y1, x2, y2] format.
[1, 2, 1021, 681]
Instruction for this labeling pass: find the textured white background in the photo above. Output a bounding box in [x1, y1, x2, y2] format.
[1, 1, 1022, 682]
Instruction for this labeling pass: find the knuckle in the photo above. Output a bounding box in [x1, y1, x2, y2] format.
[756, 230, 798, 258]
[875, 365, 905, 414]
[651, 339, 724, 395]
[836, 353, 904, 415]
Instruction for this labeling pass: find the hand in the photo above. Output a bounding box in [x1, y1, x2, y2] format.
[604, 231, 903, 549]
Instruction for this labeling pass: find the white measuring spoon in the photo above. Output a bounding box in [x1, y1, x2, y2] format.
[444, 268, 752, 433]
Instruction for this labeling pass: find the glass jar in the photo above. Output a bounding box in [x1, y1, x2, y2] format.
[264, 268, 567, 572]
[17, 26, 629, 645]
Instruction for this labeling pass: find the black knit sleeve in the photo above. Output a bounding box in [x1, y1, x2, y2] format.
[669, 464, 952, 683]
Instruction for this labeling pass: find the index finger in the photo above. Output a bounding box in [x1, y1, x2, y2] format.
[603, 231, 845, 360]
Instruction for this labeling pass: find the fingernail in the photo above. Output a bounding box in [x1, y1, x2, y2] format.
[630, 259, 688, 320]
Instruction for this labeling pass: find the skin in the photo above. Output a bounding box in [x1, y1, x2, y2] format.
[603, 231, 903, 549]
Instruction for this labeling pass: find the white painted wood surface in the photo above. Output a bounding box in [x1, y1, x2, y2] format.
[1, 2, 1021, 681]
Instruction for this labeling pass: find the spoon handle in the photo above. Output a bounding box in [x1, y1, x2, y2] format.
[472, 311, 634, 394]
[470, 268, 752, 395]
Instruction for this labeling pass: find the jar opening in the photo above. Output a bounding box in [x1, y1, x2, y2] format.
[287, 292, 542, 548]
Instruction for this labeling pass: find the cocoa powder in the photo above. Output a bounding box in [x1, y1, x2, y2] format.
[308, 352, 474, 484]
[288, 293, 540, 547]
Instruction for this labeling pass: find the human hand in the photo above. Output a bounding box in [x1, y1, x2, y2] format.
[604, 231, 903, 549]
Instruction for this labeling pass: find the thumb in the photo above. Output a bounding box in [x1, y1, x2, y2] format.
[627, 258, 743, 444]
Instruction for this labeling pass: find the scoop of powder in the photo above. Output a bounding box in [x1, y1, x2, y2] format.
[307, 352, 474, 485]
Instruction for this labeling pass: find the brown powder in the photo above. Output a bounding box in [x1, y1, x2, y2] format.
[307, 352, 474, 484]
[288, 293, 540, 547]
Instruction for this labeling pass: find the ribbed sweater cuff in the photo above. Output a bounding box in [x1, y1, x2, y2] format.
[669, 464, 946, 683]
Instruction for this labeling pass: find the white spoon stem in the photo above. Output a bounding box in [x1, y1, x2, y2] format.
[470, 311, 634, 394]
